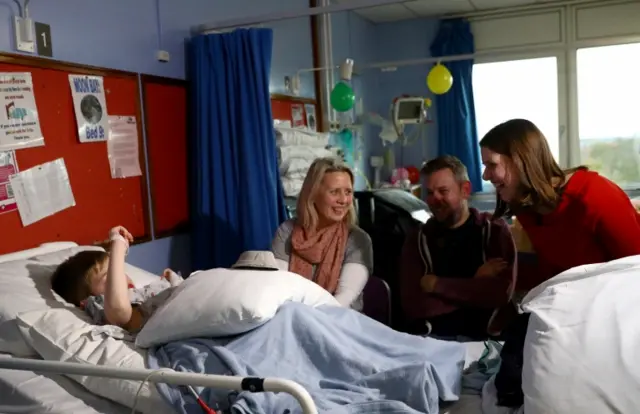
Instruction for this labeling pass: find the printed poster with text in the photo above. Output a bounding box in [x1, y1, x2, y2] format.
[0, 150, 18, 215]
[107, 116, 142, 178]
[0, 72, 44, 151]
[68, 75, 109, 143]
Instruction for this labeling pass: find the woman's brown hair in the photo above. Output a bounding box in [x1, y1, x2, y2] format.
[479, 119, 577, 218]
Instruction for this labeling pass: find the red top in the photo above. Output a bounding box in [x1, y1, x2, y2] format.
[517, 169, 640, 290]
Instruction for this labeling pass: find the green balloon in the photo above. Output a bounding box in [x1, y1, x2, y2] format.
[330, 81, 355, 112]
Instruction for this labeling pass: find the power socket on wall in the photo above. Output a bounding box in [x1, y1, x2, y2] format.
[156, 50, 170, 63]
[14, 16, 34, 53]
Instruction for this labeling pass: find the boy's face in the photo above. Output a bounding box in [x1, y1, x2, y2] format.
[88, 258, 109, 296]
[87, 257, 134, 296]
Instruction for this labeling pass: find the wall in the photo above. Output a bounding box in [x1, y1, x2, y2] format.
[0, 0, 315, 93]
[369, 18, 439, 174]
[330, 11, 378, 187]
[0, 0, 316, 275]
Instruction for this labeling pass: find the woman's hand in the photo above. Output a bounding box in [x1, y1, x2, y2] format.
[109, 226, 134, 245]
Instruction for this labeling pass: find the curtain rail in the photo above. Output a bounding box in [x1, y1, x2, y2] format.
[0, 357, 318, 414]
[193, 0, 411, 33]
[296, 44, 566, 77]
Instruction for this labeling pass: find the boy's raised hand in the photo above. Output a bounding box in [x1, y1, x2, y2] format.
[109, 226, 134, 244]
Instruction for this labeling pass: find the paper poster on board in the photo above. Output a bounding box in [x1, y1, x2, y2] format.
[0, 150, 18, 214]
[9, 158, 76, 226]
[68, 75, 109, 143]
[0, 72, 44, 151]
[107, 115, 142, 178]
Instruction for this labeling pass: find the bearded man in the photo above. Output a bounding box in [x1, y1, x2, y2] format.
[399, 155, 517, 340]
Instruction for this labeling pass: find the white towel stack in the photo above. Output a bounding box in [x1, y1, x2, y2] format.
[275, 124, 338, 197]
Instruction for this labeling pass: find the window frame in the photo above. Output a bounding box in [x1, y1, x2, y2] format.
[471, 36, 640, 196]
[472, 51, 568, 194]
[569, 37, 640, 192]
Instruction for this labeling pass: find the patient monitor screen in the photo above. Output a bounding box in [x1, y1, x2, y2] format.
[397, 101, 423, 121]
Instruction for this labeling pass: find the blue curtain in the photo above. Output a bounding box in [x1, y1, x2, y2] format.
[188, 28, 287, 271]
[430, 19, 483, 192]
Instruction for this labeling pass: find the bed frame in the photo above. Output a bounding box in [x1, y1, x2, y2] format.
[0, 357, 318, 413]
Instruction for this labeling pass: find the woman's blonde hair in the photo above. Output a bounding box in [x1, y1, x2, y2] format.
[296, 157, 357, 230]
[479, 119, 584, 218]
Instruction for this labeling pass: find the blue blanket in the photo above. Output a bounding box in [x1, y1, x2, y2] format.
[147, 302, 466, 414]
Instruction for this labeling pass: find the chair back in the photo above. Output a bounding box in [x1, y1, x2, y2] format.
[362, 275, 391, 326]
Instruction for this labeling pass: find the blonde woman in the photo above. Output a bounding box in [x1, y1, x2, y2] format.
[271, 157, 373, 309]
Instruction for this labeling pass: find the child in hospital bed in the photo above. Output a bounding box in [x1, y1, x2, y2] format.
[51, 226, 183, 333]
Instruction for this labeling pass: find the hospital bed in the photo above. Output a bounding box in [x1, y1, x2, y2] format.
[0, 345, 487, 414]
[0, 243, 488, 414]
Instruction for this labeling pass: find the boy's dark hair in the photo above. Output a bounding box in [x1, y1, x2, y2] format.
[50, 250, 108, 306]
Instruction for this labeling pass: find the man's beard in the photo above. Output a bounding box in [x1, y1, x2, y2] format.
[433, 205, 464, 227]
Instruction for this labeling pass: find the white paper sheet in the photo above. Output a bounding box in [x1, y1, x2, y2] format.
[0, 72, 45, 151]
[107, 116, 142, 178]
[68, 75, 109, 143]
[9, 158, 76, 226]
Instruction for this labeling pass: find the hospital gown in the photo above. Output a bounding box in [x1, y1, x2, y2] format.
[83, 270, 183, 332]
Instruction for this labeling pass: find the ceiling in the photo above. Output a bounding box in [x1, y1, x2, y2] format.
[336, 0, 563, 23]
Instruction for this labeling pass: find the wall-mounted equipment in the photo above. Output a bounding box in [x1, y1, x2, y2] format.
[13, 15, 34, 53]
[392, 97, 426, 126]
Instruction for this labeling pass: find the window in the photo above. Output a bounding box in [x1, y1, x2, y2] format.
[577, 42, 640, 189]
[473, 57, 561, 159]
[472, 57, 561, 191]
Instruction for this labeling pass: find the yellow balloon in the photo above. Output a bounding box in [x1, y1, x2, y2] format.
[427, 63, 453, 95]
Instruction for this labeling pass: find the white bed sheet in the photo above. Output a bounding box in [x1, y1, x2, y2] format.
[0, 353, 131, 414]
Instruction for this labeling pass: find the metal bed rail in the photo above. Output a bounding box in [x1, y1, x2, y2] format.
[0, 357, 318, 414]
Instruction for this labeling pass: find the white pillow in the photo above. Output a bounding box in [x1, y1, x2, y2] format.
[0, 250, 90, 356]
[16, 307, 166, 414]
[136, 268, 340, 347]
[0, 242, 78, 264]
[521, 255, 640, 414]
[0, 245, 161, 356]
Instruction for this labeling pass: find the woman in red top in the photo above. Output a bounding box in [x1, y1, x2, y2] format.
[480, 118, 640, 292]
[478, 118, 640, 407]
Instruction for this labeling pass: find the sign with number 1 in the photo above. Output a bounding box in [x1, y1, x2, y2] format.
[35, 22, 52, 57]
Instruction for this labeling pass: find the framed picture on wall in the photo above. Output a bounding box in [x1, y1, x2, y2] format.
[305, 104, 316, 131]
[291, 104, 305, 128]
